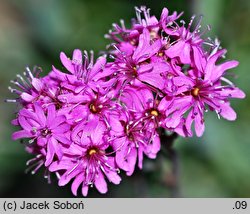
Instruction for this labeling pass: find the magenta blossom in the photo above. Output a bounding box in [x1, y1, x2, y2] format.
[12, 104, 71, 166]
[111, 28, 168, 90]
[109, 109, 160, 175]
[7, 67, 44, 104]
[58, 49, 109, 93]
[49, 120, 121, 196]
[164, 49, 245, 136]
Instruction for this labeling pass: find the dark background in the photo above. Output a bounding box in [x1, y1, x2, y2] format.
[0, 0, 250, 197]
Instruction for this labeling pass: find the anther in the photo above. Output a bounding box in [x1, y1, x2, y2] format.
[89, 103, 98, 113]
[150, 109, 159, 117]
[88, 149, 97, 156]
[191, 87, 200, 97]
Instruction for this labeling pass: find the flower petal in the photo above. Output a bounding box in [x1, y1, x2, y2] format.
[72, 49, 82, 64]
[71, 173, 84, 196]
[220, 103, 237, 121]
[94, 172, 108, 194]
[32, 78, 43, 91]
[54, 134, 72, 145]
[12, 130, 33, 140]
[194, 111, 205, 137]
[82, 185, 89, 197]
[34, 104, 46, 126]
[37, 136, 47, 146]
[60, 52, 74, 74]
[21, 92, 35, 102]
[46, 105, 56, 127]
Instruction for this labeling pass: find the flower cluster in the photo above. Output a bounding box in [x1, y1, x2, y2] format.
[8, 6, 245, 196]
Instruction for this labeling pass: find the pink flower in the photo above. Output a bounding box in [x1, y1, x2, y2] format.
[109, 108, 160, 176]
[106, 6, 182, 43]
[111, 28, 168, 90]
[49, 120, 121, 196]
[121, 86, 167, 128]
[165, 16, 207, 71]
[164, 49, 245, 136]
[7, 67, 44, 104]
[12, 104, 71, 166]
[59, 49, 109, 92]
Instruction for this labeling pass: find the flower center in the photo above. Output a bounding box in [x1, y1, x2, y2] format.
[87, 147, 104, 157]
[41, 128, 51, 137]
[89, 103, 98, 114]
[125, 125, 134, 141]
[88, 148, 98, 156]
[150, 109, 159, 117]
[158, 51, 164, 57]
[131, 66, 138, 78]
[191, 87, 200, 97]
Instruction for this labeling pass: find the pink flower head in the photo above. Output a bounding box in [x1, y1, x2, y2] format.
[7, 5, 245, 197]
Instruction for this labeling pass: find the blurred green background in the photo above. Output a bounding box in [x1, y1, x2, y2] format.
[0, 0, 249, 197]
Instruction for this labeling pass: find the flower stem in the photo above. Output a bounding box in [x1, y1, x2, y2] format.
[159, 128, 180, 197]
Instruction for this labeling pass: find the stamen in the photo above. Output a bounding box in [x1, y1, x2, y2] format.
[220, 77, 234, 86]
[187, 15, 196, 30]
[25, 67, 34, 78]
[88, 148, 97, 156]
[67, 162, 80, 176]
[5, 99, 17, 103]
[135, 6, 142, 24]
[89, 103, 98, 113]
[191, 87, 200, 97]
[150, 109, 159, 117]
[158, 51, 164, 57]
[120, 19, 125, 29]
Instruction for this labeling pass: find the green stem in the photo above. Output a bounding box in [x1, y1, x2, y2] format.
[159, 128, 180, 197]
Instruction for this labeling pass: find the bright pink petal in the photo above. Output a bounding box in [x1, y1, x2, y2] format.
[89, 55, 106, 80]
[146, 135, 161, 158]
[94, 172, 108, 194]
[82, 185, 89, 197]
[59, 168, 80, 186]
[194, 111, 205, 137]
[220, 103, 237, 121]
[46, 105, 56, 127]
[71, 173, 84, 196]
[34, 104, 46, 126]
[72, 49, 82, 64]
[32, 78, 43, 91]
[125, 147, 137, 176]
[37, 136, 47, 146]
[53, 134, 71, 145]
[45, 137, 57, 166]
[218, 87, 246, 99]
[60, 52, 74, 74]
[91, 121, 106, 144]
[21, 92, 35, 102]
[18, 115, 32, 130]
[12, 130, 33, 140]
[53, 123, 70, 133]
[105, 170, 121, 185]
[49, 160, 70, 172]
